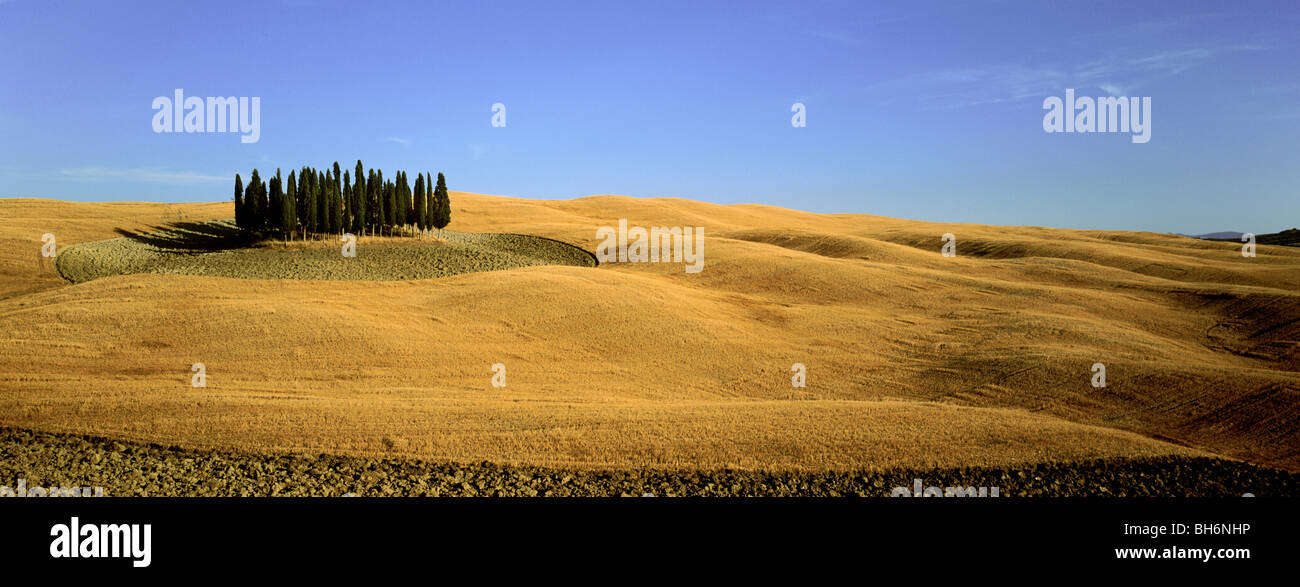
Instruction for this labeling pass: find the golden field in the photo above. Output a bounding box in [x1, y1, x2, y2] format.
[0, 195, 1297, 472]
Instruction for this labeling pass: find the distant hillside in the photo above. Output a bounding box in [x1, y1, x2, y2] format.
[1257, 228, 1300, 246]
[1181, 228, 1300, 247]
[1207, 228, 1300, 247]
[1186, 231, 1245, 240]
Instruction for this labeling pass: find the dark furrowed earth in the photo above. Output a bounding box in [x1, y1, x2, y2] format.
[1, 428, 1294, 497]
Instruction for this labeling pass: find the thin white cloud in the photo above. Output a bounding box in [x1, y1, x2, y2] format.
[874, 14, 1279, 109]
[57, 167, 228, 184]
[879, 42, 1270, 109]
[1099, 83, 1124, 97]
[383, 136, 413, 146]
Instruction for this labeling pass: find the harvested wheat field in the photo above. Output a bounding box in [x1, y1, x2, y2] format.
[1, 195, 1297, 482]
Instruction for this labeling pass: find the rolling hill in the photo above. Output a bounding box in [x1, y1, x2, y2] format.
[1, 195, 1297, 477]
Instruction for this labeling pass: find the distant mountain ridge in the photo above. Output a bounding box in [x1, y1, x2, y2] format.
[1180, 228, 1300, 247]
[1185, 231, 1246, 240]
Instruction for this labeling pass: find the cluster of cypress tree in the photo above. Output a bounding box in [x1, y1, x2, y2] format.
[233, 161, 450, 240]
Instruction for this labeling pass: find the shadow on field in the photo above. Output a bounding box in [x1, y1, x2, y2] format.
[114, 221, 254, 253]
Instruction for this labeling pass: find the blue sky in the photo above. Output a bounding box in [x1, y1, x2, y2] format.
[0, 0, 1296, 233]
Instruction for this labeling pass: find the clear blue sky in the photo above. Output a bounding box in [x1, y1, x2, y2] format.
[1, 0, 1296, 233]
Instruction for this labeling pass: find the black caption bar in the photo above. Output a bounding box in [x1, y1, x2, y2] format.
[1, 498, 1291, 576]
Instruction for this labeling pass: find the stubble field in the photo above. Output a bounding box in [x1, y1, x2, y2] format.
[1, 194, 1297, 494]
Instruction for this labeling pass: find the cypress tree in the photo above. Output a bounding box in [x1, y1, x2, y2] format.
[268, 170, 282, 232]
[433, 172, 450, 234]
[380, 179, 389, 234]
[332, 162, 342, 234]
[387, 179, 397, 233]
[295, 167, 306, 237]
[333, 162, 341, 197]
[342, 170, 351, 234]
[234, 173, 244, 229]
[392, 171, 401, 232]
[323, 168, 333, 235]
[316, 170, 327, 238]
[373, 169, 382, 235]
[267, 171, 278, 230]
[245, 170, 257, 230]
[353, 161, 366, 234]
[333, 176, 344, 234]
[326, 169, 336, 234]
[286, 170, 298, 240]
[250, 176, 260, 231]
[248, 169, 262, 232]
[257, 172, 270, 230]
[303, 168, 316, 236]
[394, 171, 402, 231]
[413, 173, 426, 234]
[244, 172, 254, 230]
[424, 172, 435, 230]
[399, 171, 411, 232]
[367, 169, 379, 235]
[379, 172, 390, 233]
[406, 172, 415, 229]
[382, 180, 392, 235]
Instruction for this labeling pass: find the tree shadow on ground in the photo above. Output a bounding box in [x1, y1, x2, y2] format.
[113, 221, 255, 253]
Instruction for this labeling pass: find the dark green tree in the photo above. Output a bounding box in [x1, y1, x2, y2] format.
[286, 170, 298, 240]
[234, 173, 244, 229]
[342, 170, 351, 235]
[353, 161, 366, 234]
[247, 169, 262, 232]
[393, 171, 403, 231]
[398, 171, 412, 231]
[316, 170, 327, 238]
[269, 169, 283, 231]
[332, 175, 344, 234]
[433, 172, 451, 234]
[413, 173, 426, 233]
[367, 169, 379, 235]
[303, 167, 317, 236]
[424, 172, 435, 230]
[391, 171, 401, 232]
[294, 167, 307, 237]
[379, 172, 391, 233]
[256, 171, 270, 230]
[387, 180, 398, 234]
[332, 162, 343, 234]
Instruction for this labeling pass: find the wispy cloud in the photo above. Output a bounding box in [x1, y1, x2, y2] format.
[879, 43, 1270, 109]
[875, 15, 1279, 109]
[383, 136, 412, 146]
[57, 167, 228, 184]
